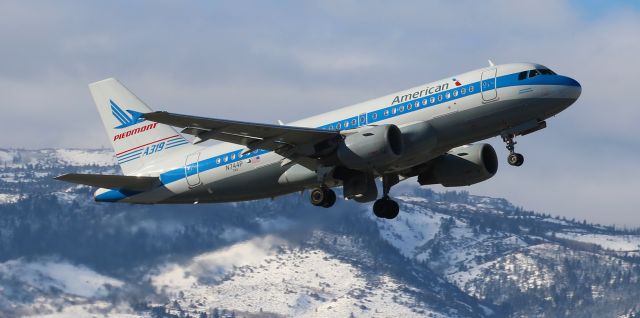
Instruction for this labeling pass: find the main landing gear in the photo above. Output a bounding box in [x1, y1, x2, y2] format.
[310, 187, 336, 208]
[373, 174, 400, 219]
[310, 174, 401, 220]
[502, 134, 524, 167]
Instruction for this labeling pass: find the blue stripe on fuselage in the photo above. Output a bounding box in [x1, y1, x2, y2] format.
[98, 72, 576, 202]
[95, 189, 142, 202]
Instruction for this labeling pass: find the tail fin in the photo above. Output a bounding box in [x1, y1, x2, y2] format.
[89, 78, 193, 175]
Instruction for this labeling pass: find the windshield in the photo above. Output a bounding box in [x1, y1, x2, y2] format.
[518, 68, 556, 80]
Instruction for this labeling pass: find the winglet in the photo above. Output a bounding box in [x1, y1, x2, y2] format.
[488, 59, 495, 67]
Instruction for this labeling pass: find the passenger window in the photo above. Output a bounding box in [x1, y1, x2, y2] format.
[384, 110, 389, 116]
[336, 123, 341, 129]
[469, 86, 474, 92]
[529, 69, 540, 78]
[372, 113, 378, 120]
[422, 99, 427, 106]
[231, 154, 236, 160]
[453, 90, 459, 97]
[437, 95, 443, 101]
[407, 104, 412, 110]
[391, 108, 397, 115]
[445, 92, 451, 99]
[216, 158, 221, 164]
[461, 88, 466, 94]
[430, 96, 435, 103]
[224, 156, 228, 162]
[518, 71, 527, 80]
[351, 119, 357, 125]
[344, 121, 349, 128]
[399, 105, 404, 112]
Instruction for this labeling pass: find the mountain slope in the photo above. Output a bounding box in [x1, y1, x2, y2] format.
[0, 148, 639, 318]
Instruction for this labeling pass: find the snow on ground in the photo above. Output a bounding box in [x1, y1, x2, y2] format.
[448, 258, 501, 291]
[0, 258, 139, 317]
[0, 258, 124, 298]
[0, 193, 20, 204]
[375, 196, 444, 258]
[52, 191, 80, 204]
[541, 217, 572, 226]
[23, 302, 146, 318]
[451, 244, 559, 297]
[151, 236, 286, 289]
[556, 232, 640, 251]
[54, 149, 115, 166]
[149, 235, 447, 318]
[0, 149, 116, 168]
[0, 174, 18, 182]
[0, 149, 14, 163]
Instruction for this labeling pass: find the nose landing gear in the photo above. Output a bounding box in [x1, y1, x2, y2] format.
[500, 120, 547, 167]
[502, 134, 524, 166]
[507, 152, 524, 166]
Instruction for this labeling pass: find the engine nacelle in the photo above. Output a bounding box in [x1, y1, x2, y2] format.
[337, 124, 403, 171]
[418, 143, 498, 187]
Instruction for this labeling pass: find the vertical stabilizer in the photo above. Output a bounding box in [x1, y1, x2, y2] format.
[89, 78, 194, 175]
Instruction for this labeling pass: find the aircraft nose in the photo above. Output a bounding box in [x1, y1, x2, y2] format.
[561, 76, 581, 101]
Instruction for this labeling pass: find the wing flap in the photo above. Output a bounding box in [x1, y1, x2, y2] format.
[55, 173, 160, 191]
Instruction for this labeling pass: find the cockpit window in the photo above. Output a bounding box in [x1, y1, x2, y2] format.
[539, 68, 556, 75]
[529, 69, 540, 78]
[518, 71, 527, 80]
[521, 68, 556, 80]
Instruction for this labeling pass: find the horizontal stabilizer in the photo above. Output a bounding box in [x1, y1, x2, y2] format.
[55, 173, 160, 191]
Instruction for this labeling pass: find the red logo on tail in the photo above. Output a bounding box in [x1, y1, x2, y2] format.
[113, 123, 158, 141]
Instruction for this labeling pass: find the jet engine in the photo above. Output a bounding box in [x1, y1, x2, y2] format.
[336, 124, 403, 171]
[418, 143, 498, 187]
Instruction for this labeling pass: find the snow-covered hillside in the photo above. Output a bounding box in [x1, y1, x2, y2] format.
[1, 148, 640, 318]
[0, 148, 115, 168]
[555, 232, 640, 252]
[150, 235, 452, 318]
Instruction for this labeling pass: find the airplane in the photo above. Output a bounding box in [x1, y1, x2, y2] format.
[56, 62, 581, 219]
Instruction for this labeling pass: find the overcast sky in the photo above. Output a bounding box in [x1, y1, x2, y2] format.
[1, 1, 639, 226]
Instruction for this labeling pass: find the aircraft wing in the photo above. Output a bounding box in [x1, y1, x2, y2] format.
[55, 173, 160, 191]
[143, 111, 341, 161]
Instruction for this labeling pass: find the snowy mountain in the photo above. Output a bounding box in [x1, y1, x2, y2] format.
[1, 149, 639, 318]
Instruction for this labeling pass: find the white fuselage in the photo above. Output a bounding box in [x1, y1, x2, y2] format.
[95, 62, 581, 203]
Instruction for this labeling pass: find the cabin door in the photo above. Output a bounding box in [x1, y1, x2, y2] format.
[481, 68, 498, 101]
[185, 152, 201, 188]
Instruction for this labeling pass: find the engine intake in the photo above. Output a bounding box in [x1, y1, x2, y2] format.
[418, 143, 498, 187]
[337, 124, 403, 171]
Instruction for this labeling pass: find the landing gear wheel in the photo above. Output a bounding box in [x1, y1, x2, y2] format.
[310, 187, 336, 208]
[373, 196, 400, 219]
[322, 189, 336, 208]
[507, 153, 524, 167]
[502, 133, 525, 167]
